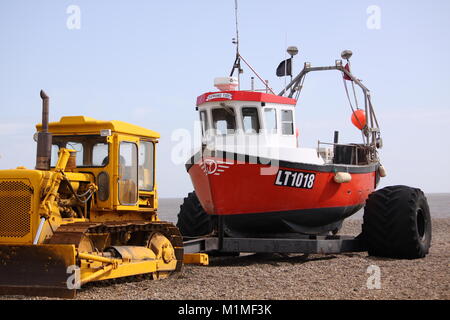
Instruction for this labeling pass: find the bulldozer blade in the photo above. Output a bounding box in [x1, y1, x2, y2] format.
[0, 244, 77, 299]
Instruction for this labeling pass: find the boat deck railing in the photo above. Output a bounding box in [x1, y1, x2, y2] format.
[317, 141, 377, 166]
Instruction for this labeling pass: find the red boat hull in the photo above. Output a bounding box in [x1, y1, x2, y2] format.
[187, 152, 379, 235]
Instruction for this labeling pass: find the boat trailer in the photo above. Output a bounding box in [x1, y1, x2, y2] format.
[183, 233, 366, 259]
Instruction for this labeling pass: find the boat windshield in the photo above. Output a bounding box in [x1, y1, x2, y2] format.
[242, 107, 260, 134]
[281, 110, 294, 135]
[264, 108, 277, 134]
[212, 107, 236, 135]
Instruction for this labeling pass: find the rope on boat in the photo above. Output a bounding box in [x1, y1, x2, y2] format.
[341, 65, 368, 145]
[294, 73, 307, 101]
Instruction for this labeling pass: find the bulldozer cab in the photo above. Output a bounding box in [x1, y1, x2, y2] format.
[38, 116, 160, 213]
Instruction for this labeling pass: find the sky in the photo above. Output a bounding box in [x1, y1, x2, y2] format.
[0, 0, 449, 197]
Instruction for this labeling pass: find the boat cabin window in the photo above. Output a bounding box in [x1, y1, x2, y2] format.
[241, 107, 260, 134]
[281, 110, 294, 135]
[264, 108, 277, 133]
[199, 111, 208, 136]
[212, 107, 236, 135]
[118, 141, 138, 205]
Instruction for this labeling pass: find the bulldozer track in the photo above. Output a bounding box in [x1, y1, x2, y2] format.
[47, 220, 184, 272]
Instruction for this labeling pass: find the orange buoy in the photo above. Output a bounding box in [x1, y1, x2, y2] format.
[351, 109, 367, 130]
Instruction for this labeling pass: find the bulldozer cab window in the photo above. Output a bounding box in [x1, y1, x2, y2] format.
[66, 142, 84, 166]
[92, 143, 109, 166]
[50, 145, 60, 167]
[212, 107, 236, 135]
[50, 135, 108, 167]
[118, 141, 138, 205]
[50, 141, 83, 167]
[138, 141, 154, 191]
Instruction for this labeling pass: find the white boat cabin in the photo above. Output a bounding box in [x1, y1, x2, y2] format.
[195, 77, 326, 165]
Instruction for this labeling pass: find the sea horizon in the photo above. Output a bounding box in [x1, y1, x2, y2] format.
[157, 193, 450, 223]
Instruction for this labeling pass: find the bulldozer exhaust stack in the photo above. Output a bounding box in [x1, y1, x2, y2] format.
[35, 90, 52, 170]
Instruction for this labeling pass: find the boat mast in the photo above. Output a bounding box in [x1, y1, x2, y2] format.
[229, 0, 241, 90]
[228, 0, 275, 94]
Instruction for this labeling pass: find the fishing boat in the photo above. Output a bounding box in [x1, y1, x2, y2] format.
[177, 3, 431, 261]
[178, 40, 388, 237]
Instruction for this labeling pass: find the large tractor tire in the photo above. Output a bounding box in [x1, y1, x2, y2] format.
[362, 185, 432, 259]
[176, 192, 214, 237]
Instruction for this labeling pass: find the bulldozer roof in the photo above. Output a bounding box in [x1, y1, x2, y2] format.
[36, 116, 160, 139]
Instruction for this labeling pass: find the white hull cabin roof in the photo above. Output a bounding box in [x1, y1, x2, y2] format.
[196, 91, 297, 107]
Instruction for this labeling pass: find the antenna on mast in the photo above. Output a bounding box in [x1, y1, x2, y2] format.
[226, 0, 275, 94]
[230, 0, 242, 89]
[234, 0, 239, 54]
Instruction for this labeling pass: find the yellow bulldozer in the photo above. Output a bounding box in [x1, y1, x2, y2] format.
[0, 91, 201, 298]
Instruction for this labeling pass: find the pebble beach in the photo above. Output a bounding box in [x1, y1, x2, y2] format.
[74, 217, 449, 300]
[1, 217, 448, 300]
